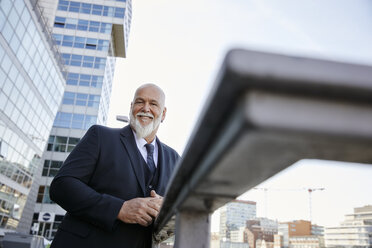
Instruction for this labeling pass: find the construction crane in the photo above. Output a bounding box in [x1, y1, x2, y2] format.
[253, 187, 325, 223]
[307, 188, 325, 223]
[253, 187, 269, 218]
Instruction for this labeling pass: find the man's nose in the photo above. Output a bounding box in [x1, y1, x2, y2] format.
[142, 102, 150, 112]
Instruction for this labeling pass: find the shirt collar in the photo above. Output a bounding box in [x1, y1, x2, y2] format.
[132, 128, 156, 147]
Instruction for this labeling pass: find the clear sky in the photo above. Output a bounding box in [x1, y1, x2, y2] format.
[107, 0, 372, 231]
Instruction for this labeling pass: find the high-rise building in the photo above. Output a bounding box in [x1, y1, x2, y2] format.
[220, 200, 257, 241]
[324, 205, 372, 248]
[16, 0, 132, 238]
[0, 0, 65, 232]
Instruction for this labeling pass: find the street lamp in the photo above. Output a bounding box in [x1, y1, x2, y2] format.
[116, 115, 129, 123]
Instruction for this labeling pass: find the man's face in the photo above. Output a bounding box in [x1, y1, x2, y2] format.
[129, 85, 166, 139]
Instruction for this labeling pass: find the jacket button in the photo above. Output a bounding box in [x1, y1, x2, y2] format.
[149, 185, 153, 189]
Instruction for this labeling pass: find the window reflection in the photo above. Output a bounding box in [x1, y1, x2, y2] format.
[57, 0, 125, 18]
[54, 16, 112, 34]
[62, 91, 100, 108]
[42, 160, 63, 177]
[47, 135, 80, 153]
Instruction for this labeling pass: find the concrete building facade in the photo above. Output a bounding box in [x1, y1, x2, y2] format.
[325, 205, 372, 248]
[16, 0, 132, 238]
[274, 234, 284, 248]
[289, 236, 324, 248]
[256, 239, 274, 248]
[287, 220, 312, 237]
[275, 220, 321, 248]
[0, 0, 65, 233]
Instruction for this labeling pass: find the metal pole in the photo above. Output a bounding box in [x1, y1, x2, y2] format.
[308, 189, 312, 223]
[174, 210, 211, 248]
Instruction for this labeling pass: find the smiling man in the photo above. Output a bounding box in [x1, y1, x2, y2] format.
[49, 84, 180, 248]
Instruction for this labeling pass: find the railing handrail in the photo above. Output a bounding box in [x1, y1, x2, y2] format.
[153, 49, 372, 246]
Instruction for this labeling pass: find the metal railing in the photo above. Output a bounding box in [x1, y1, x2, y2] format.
[152, 49, 372, 248]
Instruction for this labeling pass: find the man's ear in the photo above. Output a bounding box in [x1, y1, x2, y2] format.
[161, 107, 167, 122]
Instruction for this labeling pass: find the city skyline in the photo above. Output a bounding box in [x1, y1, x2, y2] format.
[238, 160, 372, 228]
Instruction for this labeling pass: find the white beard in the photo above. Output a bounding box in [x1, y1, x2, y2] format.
[129, 111, 162, 139]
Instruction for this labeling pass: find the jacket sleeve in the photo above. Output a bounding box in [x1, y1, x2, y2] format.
[49, 125, 124, 232]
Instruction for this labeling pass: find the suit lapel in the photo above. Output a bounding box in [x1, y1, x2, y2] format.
[155, 138, 167, 196]
[119, 126, 146, 196]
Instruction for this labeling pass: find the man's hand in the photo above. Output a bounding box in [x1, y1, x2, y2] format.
[117, 191, 163, 226]
[150, 190, 163, 200]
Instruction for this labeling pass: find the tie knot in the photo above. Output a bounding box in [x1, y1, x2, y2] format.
[145, 143, 154, 155]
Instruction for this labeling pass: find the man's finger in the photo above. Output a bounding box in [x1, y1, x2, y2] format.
[150, 190, 162, 199]
[138, 217, 151, 227]
[139, 211, 153, 222]
[147, 199, 161, 211]
[146, 207, 159, 218]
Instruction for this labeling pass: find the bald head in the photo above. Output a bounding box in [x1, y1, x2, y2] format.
[129, 83, 167, 142]
[133, 83, 165, 109]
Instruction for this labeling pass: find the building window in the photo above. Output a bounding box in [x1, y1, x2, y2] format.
[0, 214, 9, 228]
[54, 16, 65, 28]
[42, 160, 63, 177]
[62, 53, 107, 69]
[114, 7, 125, 18]
[66, 73, 103, 88]
[62, 91, 100, 108]
[31, 214, 64, 239]
[47, 135, 80, 153]
[36, 186, 53, 203]
[57, 0, 68, 11]
[57, 0, 125, 18]
[77, 19, 88, 31]
[54, 16, 112, 34]
[0, 161, 32, 188]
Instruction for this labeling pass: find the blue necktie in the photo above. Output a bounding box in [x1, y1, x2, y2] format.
[145, 143, 156, 175]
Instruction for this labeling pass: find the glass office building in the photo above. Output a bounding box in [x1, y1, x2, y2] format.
[0, 0, 66, 232]
[16, 0, 132, 239]
[220, 200, 257, 241]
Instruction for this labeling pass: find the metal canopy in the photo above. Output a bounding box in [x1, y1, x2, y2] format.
[153, 49, 372, 243]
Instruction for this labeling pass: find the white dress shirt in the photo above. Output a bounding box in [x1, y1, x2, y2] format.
[132, 130, 158, 167]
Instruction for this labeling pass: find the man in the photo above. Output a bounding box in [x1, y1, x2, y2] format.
[49, 84, 180, 248]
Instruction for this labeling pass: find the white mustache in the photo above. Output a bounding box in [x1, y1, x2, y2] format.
[136, 112, 154, 118]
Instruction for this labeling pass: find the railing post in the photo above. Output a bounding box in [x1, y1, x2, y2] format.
[174, 210, 211, 248]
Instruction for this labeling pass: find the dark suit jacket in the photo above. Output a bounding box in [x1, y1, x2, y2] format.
[49, 125, 180, 248]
